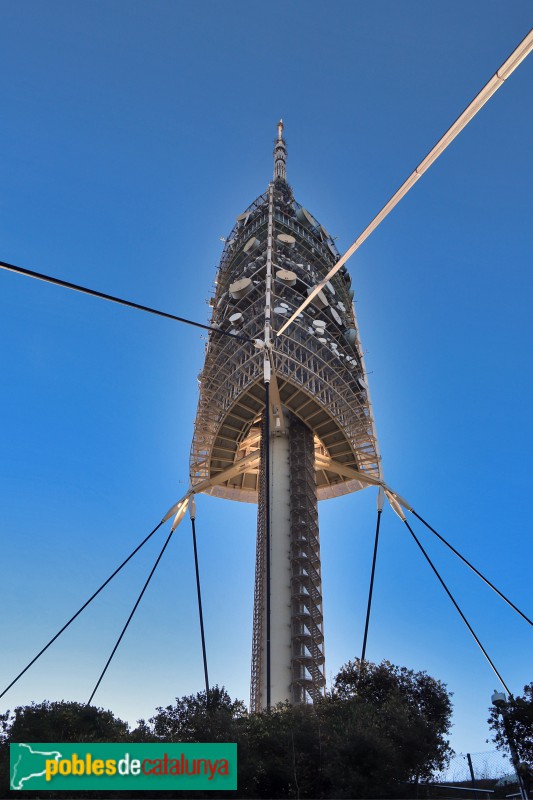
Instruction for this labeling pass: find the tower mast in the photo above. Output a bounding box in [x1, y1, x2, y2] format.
[273, 119, 287, 182]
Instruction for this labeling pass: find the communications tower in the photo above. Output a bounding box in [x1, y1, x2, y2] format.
[190, 122, 381, 711]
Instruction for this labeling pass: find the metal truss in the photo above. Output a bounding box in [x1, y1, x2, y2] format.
[250, 419, 267, 713]
[250, 413, 326, 710]
[289, 416, 326, 704]
[190, 179, 381, 501]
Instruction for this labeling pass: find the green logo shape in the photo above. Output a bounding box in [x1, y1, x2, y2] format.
[10, 743, 237, 791]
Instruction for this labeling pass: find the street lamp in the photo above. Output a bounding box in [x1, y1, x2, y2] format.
[491, 690, 529, 800]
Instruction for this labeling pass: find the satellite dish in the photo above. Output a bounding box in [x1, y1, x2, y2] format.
[276, 269, 297, 287]
[229, 277, 252, 300]
[330, 308, 342, 325]
[277, 233, 296, 247]
[244, 236, 260, 253]
[307, 286, 329, 309]
[344, 328, 357, 346]
[296, 206, 316, 228]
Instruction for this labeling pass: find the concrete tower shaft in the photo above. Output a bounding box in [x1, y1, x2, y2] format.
[250, 412, 325, 710]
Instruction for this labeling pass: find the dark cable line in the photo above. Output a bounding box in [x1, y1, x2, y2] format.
[191, 516, 210, 703]
[411, 509, 533, 628]
[265, 379, 271, 709]
[7, 253, 524, 701]
[402, 517, 511, 695]
[0, 518, 166, 700]
[87, 526, 175, 706]
[0, 260, 252, 343]
[361, 507, 382, 666]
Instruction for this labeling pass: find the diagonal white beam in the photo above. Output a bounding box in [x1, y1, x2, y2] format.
[276, 28, 533, 338]
[191, 450, 261, 495]
[314, 453, 384, 488]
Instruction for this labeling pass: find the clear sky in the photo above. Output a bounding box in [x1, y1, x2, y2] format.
[1, 0, 532, 758]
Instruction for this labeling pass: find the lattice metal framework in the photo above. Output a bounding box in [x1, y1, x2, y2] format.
[189, 183, 380, 500]
[250, 413, 326, 711]
[190, 123, 381, 709]
[288, 415, 325, 704]
[250, 418, 267, 713]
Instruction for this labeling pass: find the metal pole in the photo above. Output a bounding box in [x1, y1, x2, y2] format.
[361, 495, 384, 665]
[466, 753, 479, 800]
[190, 500, 210, 704]
[265, 377, 271, 709]
[264, 182, 274, 710]
[502, 709, 529, 800]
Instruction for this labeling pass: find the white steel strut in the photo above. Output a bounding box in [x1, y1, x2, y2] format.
[276, 28, 533, 338]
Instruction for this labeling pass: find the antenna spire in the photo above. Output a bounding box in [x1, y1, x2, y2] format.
[273, 119, 287, 182]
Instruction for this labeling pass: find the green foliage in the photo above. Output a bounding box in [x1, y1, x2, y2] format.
[0, 660, 454, 798]
[0, 700, 131, 798]
[149, 685, 247, 743]
[333, 658, 454, 781]
[489, 683, 533, 767]
[145, 661, 453, 797]
[1, 699, 130, 744]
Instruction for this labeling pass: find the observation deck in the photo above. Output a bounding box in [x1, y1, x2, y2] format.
[190, 179, 380, 501]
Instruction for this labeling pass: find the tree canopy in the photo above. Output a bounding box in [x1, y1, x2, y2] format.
[333, 658, 454, 781]
[0, 700, 130, 798]
[489, 682, 533, 784]
[1, 699, 130, 744]
[149, 685, 247, 743]
[0, 660, 454, 798]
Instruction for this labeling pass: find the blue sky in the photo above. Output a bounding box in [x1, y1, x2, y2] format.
[1, 1, 532, 757]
